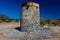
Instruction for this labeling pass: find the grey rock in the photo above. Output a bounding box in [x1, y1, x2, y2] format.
[3, 29, 56, 40]
[21, 2, 40, 32]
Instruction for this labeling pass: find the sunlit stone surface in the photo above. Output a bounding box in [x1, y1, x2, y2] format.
[3, 2, 56, 40]
[21, 2, 40, 32]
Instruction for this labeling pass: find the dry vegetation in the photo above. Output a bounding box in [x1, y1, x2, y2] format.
[40, 18, 60, 27]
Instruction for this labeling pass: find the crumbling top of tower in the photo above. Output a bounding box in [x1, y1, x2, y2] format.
[22, 2, 39, 7]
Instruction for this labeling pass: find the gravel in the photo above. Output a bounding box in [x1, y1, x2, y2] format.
[3, 29, 56, 40]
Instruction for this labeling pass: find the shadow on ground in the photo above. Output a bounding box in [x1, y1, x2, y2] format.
[15, 27, 21, 31]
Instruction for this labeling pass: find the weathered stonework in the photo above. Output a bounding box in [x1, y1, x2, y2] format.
[3, 2, 56, 39]
[21, 2, 40, 32]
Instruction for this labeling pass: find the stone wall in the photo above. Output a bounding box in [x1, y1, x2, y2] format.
[21, 2, 40, 32]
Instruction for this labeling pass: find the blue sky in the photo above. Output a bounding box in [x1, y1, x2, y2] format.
[0, 0, 60, 19]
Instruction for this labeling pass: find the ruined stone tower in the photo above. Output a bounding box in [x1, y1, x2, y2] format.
[21, 2, 40, 32]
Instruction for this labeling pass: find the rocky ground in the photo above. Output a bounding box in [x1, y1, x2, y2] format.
[0, 22, 60, 40]
[1, 28, 58, 40]
[0, 28, 60, 40]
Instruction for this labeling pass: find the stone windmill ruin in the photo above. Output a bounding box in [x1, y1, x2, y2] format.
[21, 2, 40, 32]
[3, 1, 56, 39]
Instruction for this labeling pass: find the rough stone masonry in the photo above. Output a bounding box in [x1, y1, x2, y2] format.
[21, 2, 40, 32]
[3, 2, 56, 39]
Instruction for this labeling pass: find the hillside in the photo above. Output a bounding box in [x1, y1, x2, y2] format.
[0, 14, 12, 22]
[0, 14, 20, 23]
[0, 14, 11, 19]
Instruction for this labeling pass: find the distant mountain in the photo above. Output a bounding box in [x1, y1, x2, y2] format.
[0, 14, 20, 22]
[0, 14, 12, 22]
[0, 14, 11, 20]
